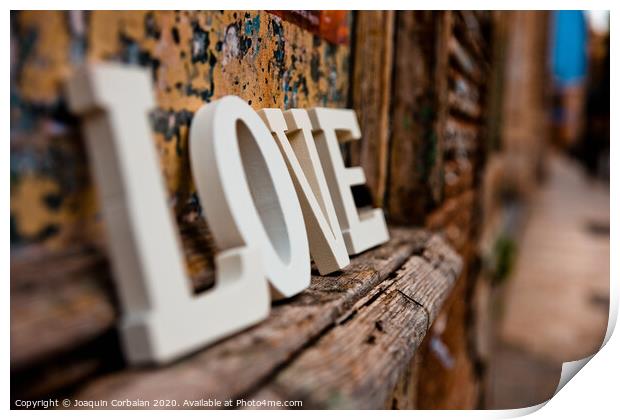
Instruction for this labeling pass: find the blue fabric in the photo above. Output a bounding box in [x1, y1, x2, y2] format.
[552, 11, 588, 86]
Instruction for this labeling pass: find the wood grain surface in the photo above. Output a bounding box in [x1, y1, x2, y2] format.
[350, 11, 395, 207]
[11, 226, 462, 409]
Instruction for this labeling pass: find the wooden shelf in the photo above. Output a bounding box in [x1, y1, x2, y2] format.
[11, 226, 462, 409]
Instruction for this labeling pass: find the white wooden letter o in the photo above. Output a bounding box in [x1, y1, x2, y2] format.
[190, 96, 310, 299]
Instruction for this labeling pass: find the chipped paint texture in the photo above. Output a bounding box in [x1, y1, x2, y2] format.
[11, 10, 351, 262]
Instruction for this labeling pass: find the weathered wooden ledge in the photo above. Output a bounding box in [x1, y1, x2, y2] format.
[11, 226, 462, 409]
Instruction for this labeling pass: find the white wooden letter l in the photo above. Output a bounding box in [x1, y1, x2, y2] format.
[66, 64, 270, 365]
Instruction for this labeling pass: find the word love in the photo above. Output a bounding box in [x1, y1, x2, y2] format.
[67, 64, 389, 364]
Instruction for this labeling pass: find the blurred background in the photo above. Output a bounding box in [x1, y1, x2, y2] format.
[10, 10, 610, 409]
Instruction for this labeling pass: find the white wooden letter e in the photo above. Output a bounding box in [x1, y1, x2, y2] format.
[309, 109, 390, 255]
[66, 64, 270, 365]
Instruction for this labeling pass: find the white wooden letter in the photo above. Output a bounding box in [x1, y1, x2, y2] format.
[190, 96, 310, 299]
[66, 64, 270, 365]
[308, 109, 390, 254]
[258, 108, 350, 275]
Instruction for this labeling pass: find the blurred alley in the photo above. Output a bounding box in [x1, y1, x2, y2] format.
[487, 153, 610, 408]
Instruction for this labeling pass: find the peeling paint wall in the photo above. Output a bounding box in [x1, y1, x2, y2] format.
[10, 11, 350, 256]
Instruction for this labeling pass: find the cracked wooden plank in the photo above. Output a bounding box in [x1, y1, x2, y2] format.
[10, 221, 219, 372]
[11, 227, 429, 402]
[10, 246, 116, 371]
[250, 236, 462, 409]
